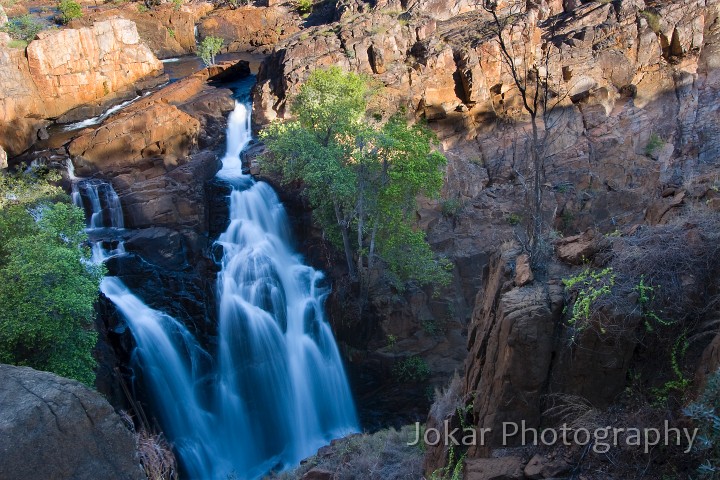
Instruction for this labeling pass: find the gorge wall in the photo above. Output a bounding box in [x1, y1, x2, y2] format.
[250, 0, 720, 465]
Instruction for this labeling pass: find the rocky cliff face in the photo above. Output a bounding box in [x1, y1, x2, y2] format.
[0, 17, 163, 156]
[71, 2, 214, 59]
[198, 5, 302, 54]
[0, 364, 144, 480]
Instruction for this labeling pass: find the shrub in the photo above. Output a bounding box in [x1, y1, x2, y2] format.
[645, 132, 664, 157]
[441, 198, 463, 218]
[197, 35, 223, 66]
[166, 27, 175, 38]
[1, 14, 44, 42]
[58, 0, 83, 24]
[171, 0, 182, 10]
[296, 0, 312, 15]
[506, 212, 522, 225]
[393, 356, 431, 383]
[563, 267, 616, 340]
[684, 368, 720, 478]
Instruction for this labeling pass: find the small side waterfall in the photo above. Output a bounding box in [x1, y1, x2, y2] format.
[72, 179, 126, 262]
[73, 101, 358, 478]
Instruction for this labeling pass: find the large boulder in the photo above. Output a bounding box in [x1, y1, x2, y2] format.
[0, 364, 144, 480]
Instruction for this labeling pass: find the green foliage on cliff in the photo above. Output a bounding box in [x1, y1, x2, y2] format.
[58, 0, 82, 24]
[260, 67, 450, 291]
[295, 0, 312, 15]
[198, 35, 223, 66]
[1, 14, 45, 42]
[0, 168, 103, 386]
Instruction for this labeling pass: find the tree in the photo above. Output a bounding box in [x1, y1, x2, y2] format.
[260, 67, 450, 293]
[482, 0, 554, 267]
[58, 0, 83, 24]
[197, 36, 224, 66]
[0, 168, 103, 385]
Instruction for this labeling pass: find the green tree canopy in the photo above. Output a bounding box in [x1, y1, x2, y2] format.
[198, 35, 224, 66]
[260, 67, 450, 291]
[0, 168, 103, 385]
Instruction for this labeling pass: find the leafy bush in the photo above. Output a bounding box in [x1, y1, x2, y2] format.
[261, 67, 450, 291]
[645, 132, 664, 157]
[197, 35, 223, 66]
[171, 0, 182, 10]
[0, 168, 103, 386]
[441, 198, 463, 218]
[563, 267, 616, 338]
[1, 14, 44, 42]
[58, 0, 83, 24]
[296, 0, 312, 14]
[429, 445, 465, 480]
[506, 212, 522, 225]
[393, 356, 431, 383]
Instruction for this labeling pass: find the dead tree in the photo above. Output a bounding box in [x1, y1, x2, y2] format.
[482, 0, 557, 268]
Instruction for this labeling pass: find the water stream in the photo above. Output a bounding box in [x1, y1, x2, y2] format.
[73, 101, 358, 479]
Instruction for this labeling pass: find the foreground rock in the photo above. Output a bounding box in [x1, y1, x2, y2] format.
[0, 17, 163, 155]
[0, 364, 143, 480]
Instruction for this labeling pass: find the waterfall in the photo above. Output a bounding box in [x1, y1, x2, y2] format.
[214, 102, 359, 470]
[75, 101, 358, 479]
[72, 179, 126, 262]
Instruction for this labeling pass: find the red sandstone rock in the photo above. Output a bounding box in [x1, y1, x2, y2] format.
[198, 6, 301, 54]
[0, 18, 162, 155]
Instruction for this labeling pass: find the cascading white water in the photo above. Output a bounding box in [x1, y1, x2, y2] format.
[78, 101, 358, 479]
[214, 102, 359, 472]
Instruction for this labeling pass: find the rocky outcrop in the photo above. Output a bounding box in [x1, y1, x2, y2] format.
[74, 2, 214, 58]
[254, 0, 720, 416]
[198, 5, 302, 54]
[0, 364, 143, 480]
[0, 17, 163, 155]
[254, 0, 720, 208]
[69, 61, 245, 175]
